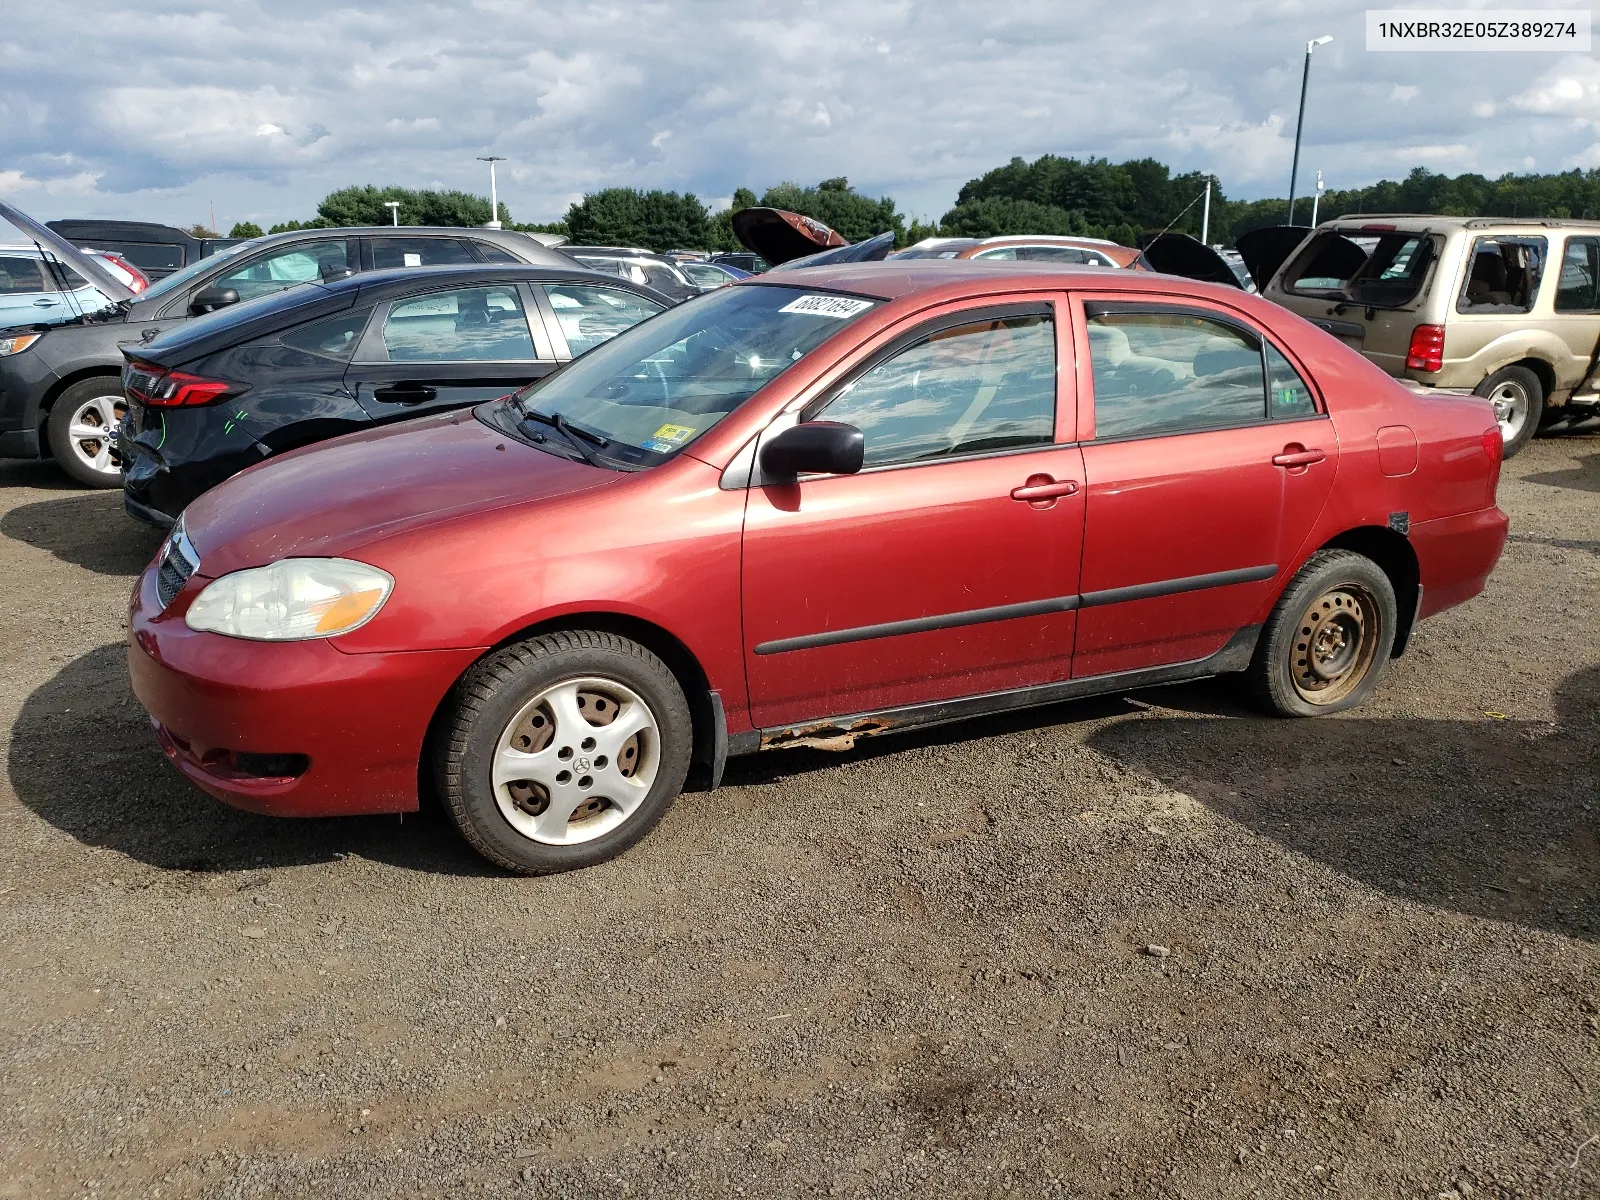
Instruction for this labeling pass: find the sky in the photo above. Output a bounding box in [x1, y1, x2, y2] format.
[2, 0, 1598, 233]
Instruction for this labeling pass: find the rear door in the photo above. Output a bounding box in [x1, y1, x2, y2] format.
[1551, 235, 1600, 389]
[347, 281, 558, 421]
[1071, 296, 1338, 678]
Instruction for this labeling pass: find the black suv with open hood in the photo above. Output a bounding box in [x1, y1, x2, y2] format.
[0, 200, 572, 486]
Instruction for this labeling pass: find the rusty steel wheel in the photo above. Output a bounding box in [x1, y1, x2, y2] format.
[1289, 585, 1381, 707]
[1248, 549, 1398, 718]
[491, 676, 660, 846]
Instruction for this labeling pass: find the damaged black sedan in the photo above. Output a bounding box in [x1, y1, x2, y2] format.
[119, 264, 666, 526]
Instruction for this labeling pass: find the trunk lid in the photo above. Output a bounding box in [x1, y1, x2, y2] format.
[731, 208, 848, 266]
[1138, 233, 1246, 288]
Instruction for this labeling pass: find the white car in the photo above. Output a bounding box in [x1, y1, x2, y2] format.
[0, 244, 145, 328]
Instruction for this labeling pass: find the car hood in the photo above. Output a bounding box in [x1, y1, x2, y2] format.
[1235, 226, 1316, 290]
[184, 408, 615, 577]
[767, 230, 897, 273]
[1137, 233, 1246, 289]
[0, 199, 136, 304]
[731, 208, 849, 266]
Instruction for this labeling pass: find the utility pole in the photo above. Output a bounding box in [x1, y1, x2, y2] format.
[383, 201, 401, 227]
[1288, 35, 1333, 225]
[477, 156, 506, 229]
[1201, 180, 1211, 245]
[210, 200, 217, 237]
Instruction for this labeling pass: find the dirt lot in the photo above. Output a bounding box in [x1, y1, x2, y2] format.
[0, 434, 1596, 1200]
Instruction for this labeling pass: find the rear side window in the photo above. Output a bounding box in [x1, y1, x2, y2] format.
[543, 285, 664, 356]
[1555, 238, 1600, 312]
[1456, 236, 1546, 314]
[380, 285, 538, 361]
[1266, 344, 1318, 419]
[281, 308, 372, 361]
[473, 242, 521, 264]
[0, 255, 48, 293]
[1087, 310, 1265, 439]
[819, 311, 1056, 467]
[370, 237, 477, 269]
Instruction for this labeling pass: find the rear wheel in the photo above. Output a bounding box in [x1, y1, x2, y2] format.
[1247, 550, 1397, 717]
[1474, 364, 1543, 459]
[435, 630, 692, 874]
[46, 377, 127, 488]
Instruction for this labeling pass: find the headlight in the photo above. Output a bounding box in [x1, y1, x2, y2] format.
[185, 558, 394, 641]
[0, 333, 41, 357]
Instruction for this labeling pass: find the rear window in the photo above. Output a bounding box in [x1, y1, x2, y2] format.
[1285, 231, 1436, 308]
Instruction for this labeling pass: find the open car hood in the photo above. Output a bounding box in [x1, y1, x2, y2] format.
[1235, 226, 1316, 290]
[0, 198, 136, 304]
[767, 230, 897, 273]
[731, 208, 848, 266]
[1138, 233, 1245, 289]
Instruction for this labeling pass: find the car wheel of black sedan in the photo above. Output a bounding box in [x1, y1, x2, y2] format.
[436, 630, 693, 874]
[1247, 549, 1398, 718]
[47, 377, 127, 488]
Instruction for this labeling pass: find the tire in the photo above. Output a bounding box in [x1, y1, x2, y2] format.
[1247, 550, 1398, 718]
[1474, 364, 1543, 459]
[435, 630, 693, 874]
[46, 377, 128, 488]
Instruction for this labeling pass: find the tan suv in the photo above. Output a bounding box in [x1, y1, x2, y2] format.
[1257, 215, 1600, 455]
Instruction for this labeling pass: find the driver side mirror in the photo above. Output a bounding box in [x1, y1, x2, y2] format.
[320, 262, 356, 283]
[759, 421, 865, 480]
[189, 285, 239, 315]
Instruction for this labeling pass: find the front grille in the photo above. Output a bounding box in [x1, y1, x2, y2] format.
[155, 526, 197, 610]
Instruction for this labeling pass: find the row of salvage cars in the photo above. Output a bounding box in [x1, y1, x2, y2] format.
[1, 199, 1519, 873]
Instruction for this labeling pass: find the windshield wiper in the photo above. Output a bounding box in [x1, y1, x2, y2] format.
[518, 406, 610, 467]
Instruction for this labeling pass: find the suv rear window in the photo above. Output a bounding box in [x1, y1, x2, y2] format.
[1285, 231, 1436, 308]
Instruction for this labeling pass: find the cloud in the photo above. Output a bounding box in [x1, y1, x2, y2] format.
[2, 0, 1598, 228]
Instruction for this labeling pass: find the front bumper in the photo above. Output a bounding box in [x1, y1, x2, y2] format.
[127, 560, 481, 817]
[0, 347, 59, 457]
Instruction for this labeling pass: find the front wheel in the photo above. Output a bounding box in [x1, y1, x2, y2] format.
[1247, 550, 1398, 717]
[46, 377, 127, 488]
[435, 630, 693, 874]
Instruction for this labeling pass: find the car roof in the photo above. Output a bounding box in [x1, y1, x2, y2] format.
[332, 262, 669, 299]
[1322, 214, 1600, 233]
[741, 258, 1249, 303]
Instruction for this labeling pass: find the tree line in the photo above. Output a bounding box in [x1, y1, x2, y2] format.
[233, 162, 1600, 250]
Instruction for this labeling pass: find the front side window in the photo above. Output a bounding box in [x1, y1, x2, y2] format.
[1087, 310, 1266, 440]
[0, 255, 49, 293]
[215, 240, 352, 302]
[381, 285, 537, 361]
[819, 312, 1055, 467]
[490, 284, 880, 468]
[1555, 237, 1600, 313]
[370, 237, 477, 269]
[544, 284, 664, 356]
[1457, 235, 1546, 314]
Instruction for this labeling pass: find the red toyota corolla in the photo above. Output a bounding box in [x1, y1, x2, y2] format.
[128, 263, 1509, 874]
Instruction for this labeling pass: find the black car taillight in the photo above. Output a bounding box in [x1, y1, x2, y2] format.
[124, 360, 233, 408]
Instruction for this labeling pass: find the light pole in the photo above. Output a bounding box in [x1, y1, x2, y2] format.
[1311, 170, 1325, 226]
[1287, 35, 1333, 225]
[477, 156, 506, 229]
[383, 200, 400, 227]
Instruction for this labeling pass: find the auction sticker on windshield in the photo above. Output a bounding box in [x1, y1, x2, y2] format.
[778, 294, 876, 318]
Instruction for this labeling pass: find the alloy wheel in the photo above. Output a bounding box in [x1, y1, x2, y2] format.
[65, 392, 127, 478]
[1290, 584, 1382, 707]
[491, 677, 659, 846]
[1488, 379, 1529, 444]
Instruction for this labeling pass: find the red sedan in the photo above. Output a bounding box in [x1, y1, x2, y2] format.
[128, 263, 1509, 874]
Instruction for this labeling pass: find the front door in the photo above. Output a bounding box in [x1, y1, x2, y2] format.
[740, 300, 1086, 730]
[349, 282, 559, 422]
[1072, 299, 1338, 678]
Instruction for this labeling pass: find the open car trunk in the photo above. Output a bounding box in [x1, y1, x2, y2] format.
[731, 209, 848, 266]
[1235, 226, 1316, 291]
[1137, 233, 1246, 288]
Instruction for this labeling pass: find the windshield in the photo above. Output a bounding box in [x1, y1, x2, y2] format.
[487, 283, 880, 468]
[138, 239, 258, 303]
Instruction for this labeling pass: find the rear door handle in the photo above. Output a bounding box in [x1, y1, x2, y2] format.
[1272, 447, 1326, 467]
[373, 383, 438, 404]
[1010, 475, 1080, 502]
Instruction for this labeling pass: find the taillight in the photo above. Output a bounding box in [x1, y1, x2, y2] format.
[124, 362, 233, 408]
[1405, 324, 1445, 373]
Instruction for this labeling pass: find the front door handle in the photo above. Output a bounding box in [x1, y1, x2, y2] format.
[1272, 446, 1326, 467]
[33, 297, 59, 307]
[373, 383, 438, 404]
[1010, 474, 1080, 506]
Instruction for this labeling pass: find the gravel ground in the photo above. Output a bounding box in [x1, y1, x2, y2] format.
[0, 433, 1596, 1200]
